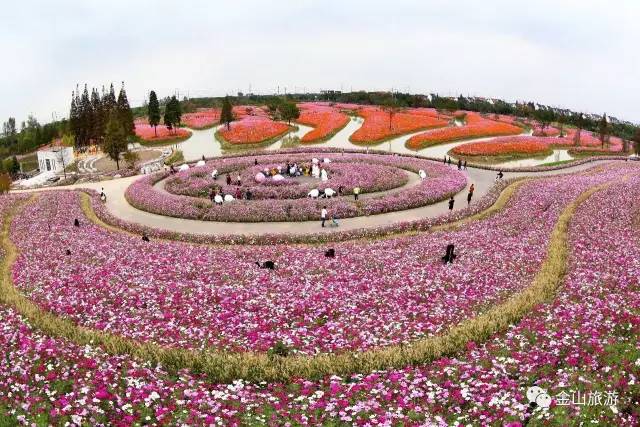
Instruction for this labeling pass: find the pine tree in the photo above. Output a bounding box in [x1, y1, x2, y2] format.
[220, 96, 234, 130]
[163, 96, 177, 132]
[148, 91, 161, 136]
[117, 82, 135, 137]
[91, 88, 104, 143]
[173, 96, 182, 127]
[69, 91, 79, 145]
[103, 111, 127, 170]
[104, 84, 117, 115]
[79, 84, 93, 147]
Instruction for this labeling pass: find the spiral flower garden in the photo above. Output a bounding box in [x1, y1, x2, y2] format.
[125, 151, 467, 222]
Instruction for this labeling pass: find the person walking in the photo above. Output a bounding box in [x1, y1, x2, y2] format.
[321, 206, 328, 227]
[467, 190, 473, 205]
[226, 173, 232, 186]
[353, 187, 360, 201]
[447, 157, 452, 166]
[457, 159, 462, 170]
[463, 160, 467, 170]
[443, 155, 447, 164]
[496, 170, 504, 180]
[448, 196, 455, 211]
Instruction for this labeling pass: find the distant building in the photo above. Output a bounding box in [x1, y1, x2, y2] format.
[37, 139, 74, 173]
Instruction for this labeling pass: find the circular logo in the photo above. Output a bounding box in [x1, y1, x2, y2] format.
[526, 386, 545, 403]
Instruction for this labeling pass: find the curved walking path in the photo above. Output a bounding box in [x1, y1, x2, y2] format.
[13, 159, 623, 237]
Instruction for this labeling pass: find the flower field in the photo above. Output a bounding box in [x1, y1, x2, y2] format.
[296, 103, 350, 143]
[216, 116, 292, 146]
[532, 124, 561, 137]
[180, 108, 220, 129]
[125, 152, 467, 222]
[134, 123, 191, 143]
[451, 136, 553, 158]
[349, 107, 448, 144]
[406, 113, 523, 149]
[0, 161, 639, 424]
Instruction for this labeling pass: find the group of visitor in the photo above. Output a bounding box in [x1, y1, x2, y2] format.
[442, 156, 467, 170]
[208, 185, 253, 205]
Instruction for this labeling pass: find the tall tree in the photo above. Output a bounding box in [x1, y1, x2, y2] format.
[116, 82, 135, 137]
[598, 113, 609, 149]
[2, 118, 16, 138]
[556, 112, 566, 137]
[381, 97, 401, 131]
[78, 85, 93, 147]
[104, 84, 117, 115]
[103, 111, 127, 170]
[148, 91, 161, 136]
[220, 96, 234, 130]
[173, 95, 182, 128]
[69, 91, 79, 144]
[163, 97, 177, 132]
[278, 101, 300, 124]
[91, 88, 104, 143]
[573, 113, 583, 147]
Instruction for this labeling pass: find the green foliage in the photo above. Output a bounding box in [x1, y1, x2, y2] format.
[123, 150, 140, 169]
[117, 82, 135, 137]
[220, 96, 234, 129]
[599, 113, 610, 148]
[102, 111, 127, 170]
[267, 341, 291, 357]
[148, 90, 161, 135]
[164, 149, 184, 165]
[278, 101, 300, 124]
[163, 96, 182, 132]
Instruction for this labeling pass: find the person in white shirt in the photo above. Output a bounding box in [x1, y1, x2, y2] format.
[321, 206, 328, 227]
[353, 187, 361, 201]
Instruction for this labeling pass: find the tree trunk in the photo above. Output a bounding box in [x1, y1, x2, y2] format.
[116, 158, 120, 170]
[154, 125, 157, 137]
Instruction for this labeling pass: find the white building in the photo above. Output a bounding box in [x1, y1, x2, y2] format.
[37, 140, 74, 173]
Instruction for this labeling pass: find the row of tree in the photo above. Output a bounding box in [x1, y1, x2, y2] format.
[69, 82, 135, 148]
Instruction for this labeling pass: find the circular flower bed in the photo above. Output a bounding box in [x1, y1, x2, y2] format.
[126, 152, 467, 222]
[164, 159, 408, 200]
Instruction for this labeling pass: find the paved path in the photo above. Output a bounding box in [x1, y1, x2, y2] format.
[14, 159, 624, 237]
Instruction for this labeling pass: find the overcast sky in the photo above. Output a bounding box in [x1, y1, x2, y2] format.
[2, 0, 639, 125]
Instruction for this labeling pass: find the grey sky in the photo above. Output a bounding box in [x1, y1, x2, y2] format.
[2, 0, 639, 125]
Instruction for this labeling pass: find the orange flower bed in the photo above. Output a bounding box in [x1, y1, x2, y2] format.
[297, 105, 350, 143]
[451, 136, 553, 157]
[406, 114, 522, 149]
[216, 117, 291, 145]
[349, 107, 448, 143]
